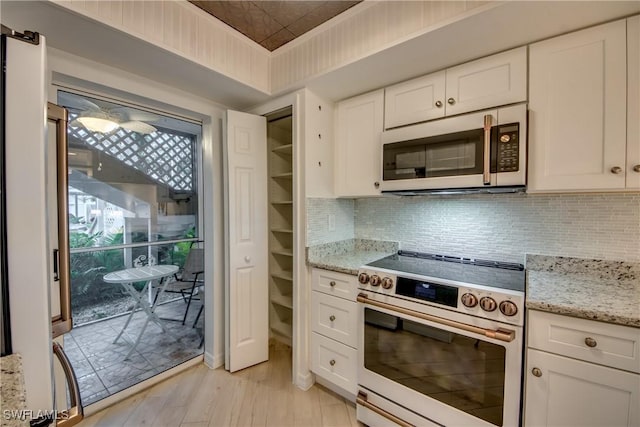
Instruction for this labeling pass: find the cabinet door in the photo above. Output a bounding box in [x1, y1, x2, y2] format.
[384, 70, 446, 129]
[335, 90, 384, 197]
[525, 349, 640, 427]
[444, 46, 527, 116]
[528, 20, 627, 191]
[628, 16, 640, 189]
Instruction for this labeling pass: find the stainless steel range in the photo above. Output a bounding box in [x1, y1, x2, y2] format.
[356, 250, 525, 427]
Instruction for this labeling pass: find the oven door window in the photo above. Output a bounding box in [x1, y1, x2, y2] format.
[364, 308, 506, 426]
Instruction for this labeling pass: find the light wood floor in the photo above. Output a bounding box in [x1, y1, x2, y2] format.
[78, 341, 361, 427]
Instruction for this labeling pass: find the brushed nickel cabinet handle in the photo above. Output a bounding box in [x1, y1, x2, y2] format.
[611, 166, 623, 174]
[329, 315, 336, 322]
[633, 165, 640, 173]
[435, 100, 443, 108]
[531, 367, 542, 377]
[374, 181, 380, 188]
[585, 337, 597, 348]
[447, 97, 456, 105]
[329, 281, 336, 287]
[329, 359, 336, 366]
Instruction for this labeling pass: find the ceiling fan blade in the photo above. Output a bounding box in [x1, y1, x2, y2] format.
[58, 92, 101, 112]
[110, 107, 159, 123]
[119, 121, 157, 134]
[69, 119, 83, 128]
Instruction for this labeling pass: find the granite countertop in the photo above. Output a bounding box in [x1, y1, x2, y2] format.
[526, 255, 640, 328]
[307, 238, 399, 275]
[0, 354, 29, 427]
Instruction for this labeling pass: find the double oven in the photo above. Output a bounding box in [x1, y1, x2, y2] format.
[356, 251, 525, 427]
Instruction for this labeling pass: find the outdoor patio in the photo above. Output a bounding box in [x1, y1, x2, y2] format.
[64, 298, 204, 405]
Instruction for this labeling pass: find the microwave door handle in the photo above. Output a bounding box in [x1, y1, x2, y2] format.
[483, 114, 492, 185]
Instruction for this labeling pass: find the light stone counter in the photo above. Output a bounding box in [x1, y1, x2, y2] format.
[0, 354, 29, 427]
[526, 255, 640, 328]
[307, 239, 399, 275]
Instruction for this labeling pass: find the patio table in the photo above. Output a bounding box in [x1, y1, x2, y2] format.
[103, 264, 179, 359]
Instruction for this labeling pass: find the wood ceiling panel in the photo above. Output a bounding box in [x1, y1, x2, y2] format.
[189, 0, 361, 50]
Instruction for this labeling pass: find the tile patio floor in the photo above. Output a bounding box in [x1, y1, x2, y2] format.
[64, 298, 204, 406]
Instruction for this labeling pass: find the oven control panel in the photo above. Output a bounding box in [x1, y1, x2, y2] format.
[358, 268, 524, 326]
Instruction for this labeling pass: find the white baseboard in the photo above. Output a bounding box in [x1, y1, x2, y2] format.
[204, 350, 224, 369]
[296, 370, 314, 391]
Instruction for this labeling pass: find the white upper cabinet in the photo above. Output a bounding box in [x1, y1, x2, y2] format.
[384, 71, 446, 128]
[383, 47, 527, 129]
[335, 90, 384, 197]
[627, 16, 640, 189]
[445, 47, 527, 117]
[528, 19, 628, 192]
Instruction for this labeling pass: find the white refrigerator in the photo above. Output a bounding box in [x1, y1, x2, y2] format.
[2, 26, 83, 426]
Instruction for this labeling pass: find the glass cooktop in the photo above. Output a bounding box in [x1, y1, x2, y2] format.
[366, 250, 525, 293]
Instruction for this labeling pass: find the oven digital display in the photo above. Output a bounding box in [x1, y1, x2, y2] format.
[415, 283, 436, 300]
[396, 277, 458, 307]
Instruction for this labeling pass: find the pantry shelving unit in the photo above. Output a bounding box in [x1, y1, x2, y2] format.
[267, 108, 294, 346]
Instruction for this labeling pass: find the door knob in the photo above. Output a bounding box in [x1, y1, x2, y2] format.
[447, 98, 456, 105]
[531, 367, 542, 377]
[611, 166, 623, 174]
[244, 256, 251, 263]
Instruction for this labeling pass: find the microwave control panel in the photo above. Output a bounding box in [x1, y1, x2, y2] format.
[496, 123, 519, 172]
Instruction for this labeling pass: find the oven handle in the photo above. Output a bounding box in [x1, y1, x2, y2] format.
[483, 114, 492, 185]
[357, 293, 515, 343]
[357, 391, 415, 427]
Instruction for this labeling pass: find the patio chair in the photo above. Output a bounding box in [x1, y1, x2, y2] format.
[161, 247, 204, 325]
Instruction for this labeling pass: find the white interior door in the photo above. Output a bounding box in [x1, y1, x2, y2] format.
[224, 110, 269, 372]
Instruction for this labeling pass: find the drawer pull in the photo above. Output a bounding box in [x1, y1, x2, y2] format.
[329, 281, 336, 287]
[585, 337, 598, 348]
[329, 359, 336, 366]
[531, 367, 542, 377]
[329, 315, 336, 322]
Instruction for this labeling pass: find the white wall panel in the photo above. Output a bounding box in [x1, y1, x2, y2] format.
[54, 0, 270, 94]
[271, 1, 489, 93]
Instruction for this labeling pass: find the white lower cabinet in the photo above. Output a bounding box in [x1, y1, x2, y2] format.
[525, 310, 640, 426]
[310, 332, 357, 395]
[310, 268, 358, 396]
[525, 349, 639, 427]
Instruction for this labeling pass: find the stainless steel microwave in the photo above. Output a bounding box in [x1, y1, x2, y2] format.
[381, 104, 527, 193]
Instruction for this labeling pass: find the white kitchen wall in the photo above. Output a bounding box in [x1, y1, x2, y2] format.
[307, 194, 640, 263]
[306, 198, 354, 246]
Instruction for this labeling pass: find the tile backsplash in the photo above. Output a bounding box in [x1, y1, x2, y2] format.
[307, 194, 640, 263]
[306, 198, 355, 246]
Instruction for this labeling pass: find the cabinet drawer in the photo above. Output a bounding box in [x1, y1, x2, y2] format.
[312, 268, 358, 300]
[528, 310, 640, 373]
[312, 291, 358, 347]
[311, 332, 357, 395]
